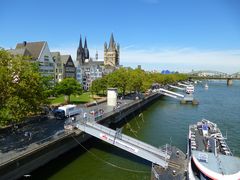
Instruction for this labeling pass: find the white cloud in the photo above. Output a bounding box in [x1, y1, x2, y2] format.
[51, 44, 240, 74]
[121, 48, 240, 74]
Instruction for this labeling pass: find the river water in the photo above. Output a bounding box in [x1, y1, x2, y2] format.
[31, 80, 240, 180]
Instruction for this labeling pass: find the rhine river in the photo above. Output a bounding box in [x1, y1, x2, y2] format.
[31, 80, 240, 180]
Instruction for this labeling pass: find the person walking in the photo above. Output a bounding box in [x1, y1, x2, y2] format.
[83, 112, 87, 120]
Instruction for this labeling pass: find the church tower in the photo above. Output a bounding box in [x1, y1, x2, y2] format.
[84, 37, 89, 60]
[77, 35, 90, 65]
[76, 35, 85, 65]
[104, 33, 120, 67]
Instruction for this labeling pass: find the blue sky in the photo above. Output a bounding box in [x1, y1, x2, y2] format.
[1, 0, 240, 73]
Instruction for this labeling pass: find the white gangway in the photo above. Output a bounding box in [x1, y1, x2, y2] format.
[168, 84, 185, 91]
[157, 88, 185, 100]
[178, 82, 189, 87]
[75, 121, 170, 168]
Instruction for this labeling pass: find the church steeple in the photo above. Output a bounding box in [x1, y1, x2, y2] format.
[79, 35, 83, 49]
[84, 37, 89, 59]
[108, 33, 115, 51]
[84, 37, 88, 48]
[77, 34, 85, 65]
[104, 33, 120, 67]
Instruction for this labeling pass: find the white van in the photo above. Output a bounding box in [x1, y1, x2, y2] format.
[58, 104, 81, 117]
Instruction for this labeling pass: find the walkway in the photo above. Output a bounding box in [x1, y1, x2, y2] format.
[75, 120, 170, 168]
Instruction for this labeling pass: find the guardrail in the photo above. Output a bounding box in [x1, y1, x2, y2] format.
[75, 92, 159, 124]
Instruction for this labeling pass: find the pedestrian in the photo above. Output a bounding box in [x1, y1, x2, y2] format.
[24, 131, 28, 137]
[29, 132, 32, 140]
[83, 112, 87, 119]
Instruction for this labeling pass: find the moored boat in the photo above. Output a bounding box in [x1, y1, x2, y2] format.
[186, 85, 195, 94]
[204, 83, 208, 89]
[188, 119, 240, 179]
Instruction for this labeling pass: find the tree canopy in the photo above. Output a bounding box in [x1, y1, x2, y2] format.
[90, 67, 188, 96]
[0, 49, 49, 126]
[54, 78, 83, 104]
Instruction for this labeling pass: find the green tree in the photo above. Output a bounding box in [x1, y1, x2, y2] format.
[55, 78, 83, 104]
[90, 78, 102, 96]
[0, 49, 49, 126]
[127, 68, 144, 93]
[100, 76, 108, 95]
[107, 67, 129, 95]
[141, 72, 153, 92]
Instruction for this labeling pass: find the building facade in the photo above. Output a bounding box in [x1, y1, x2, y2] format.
[76, 35, 104, 90]
[104, 33, 120, 67]
[61, 55, 76, 79]
[51, 52, 63, 82]
[81, 59, 103, 90]
[10, 41, 55, 80]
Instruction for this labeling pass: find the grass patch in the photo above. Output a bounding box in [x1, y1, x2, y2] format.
[50, 92, 94, 105]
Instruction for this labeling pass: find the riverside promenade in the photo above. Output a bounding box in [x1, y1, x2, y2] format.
[0, 92, 161, 180]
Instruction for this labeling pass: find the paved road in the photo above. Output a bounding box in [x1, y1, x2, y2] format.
[0, 98, 135, 164]
[0, 118, 65, 153]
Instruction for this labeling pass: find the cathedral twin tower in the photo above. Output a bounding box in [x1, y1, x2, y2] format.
[76, 36, 89, 65]
[76, 33, 120, 67]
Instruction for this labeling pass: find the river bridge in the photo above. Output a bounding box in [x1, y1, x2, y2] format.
[189, 70, 240, 85]
[75, 119, 170, 168]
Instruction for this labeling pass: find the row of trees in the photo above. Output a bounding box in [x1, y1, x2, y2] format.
[90, 67, 188, 96]
[0, 49, 82, 126]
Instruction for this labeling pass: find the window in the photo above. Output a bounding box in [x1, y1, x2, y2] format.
[44, 55, 49, 61]
[66, 67, 75, 72]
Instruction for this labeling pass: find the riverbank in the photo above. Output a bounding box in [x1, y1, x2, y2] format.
[0, 92, 161, 180]
[29, 80, 240, 180]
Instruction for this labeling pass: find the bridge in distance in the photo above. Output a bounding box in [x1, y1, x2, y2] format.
[188, 70, 240, 85]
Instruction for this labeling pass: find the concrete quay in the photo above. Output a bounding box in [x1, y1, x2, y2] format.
[0, 92, 161, 180]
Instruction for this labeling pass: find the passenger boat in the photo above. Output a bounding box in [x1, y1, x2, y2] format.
[186, 85, 195, 94]
[187, 119, 240, 179]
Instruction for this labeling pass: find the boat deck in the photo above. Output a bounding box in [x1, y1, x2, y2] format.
[151, 146, 188, 180]
[191, 150, 240, 176]
[189, 120, 232, 155]
[189, 120, 240, 177]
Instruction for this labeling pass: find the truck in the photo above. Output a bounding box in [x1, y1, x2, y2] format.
[58, 104, 82, 117]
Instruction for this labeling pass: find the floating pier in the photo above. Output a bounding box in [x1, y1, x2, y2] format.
[156, 88, 198, 105]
